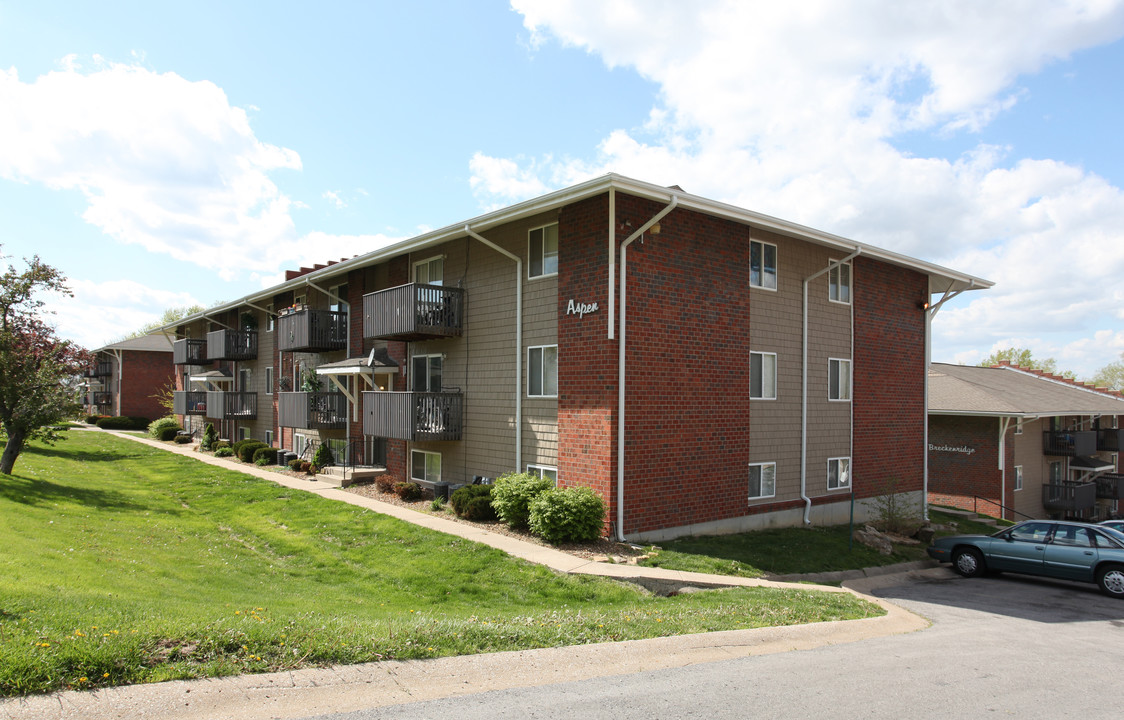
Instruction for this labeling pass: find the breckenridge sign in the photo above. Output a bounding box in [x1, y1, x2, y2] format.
[929, 443, 976, 455]
[566, 299, 599, 318]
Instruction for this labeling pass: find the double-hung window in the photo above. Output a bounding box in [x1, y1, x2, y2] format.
[829, 358, 851, 401]
[750, 240, 777, 290]
[748, 462, 776, 500]
[411, 450, 441, 483]
[529, 224, 559, 278]
[750, 352, 777, 400]
[828, 457, 850, 490]
[828, 262, 851, 303]
[528, 345, 558, 398]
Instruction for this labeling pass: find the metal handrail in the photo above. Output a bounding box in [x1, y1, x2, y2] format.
[971, 495, 1034, 521]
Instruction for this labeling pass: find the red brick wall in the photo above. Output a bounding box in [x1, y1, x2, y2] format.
[852, 257, 927, 499]
[118, 349, 175, 421]
[385, 255, 409, 481]
[928, 415, 1002, 512]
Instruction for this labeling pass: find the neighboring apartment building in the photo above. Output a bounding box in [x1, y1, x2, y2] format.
[165, 174, 989, 541]
[82, 334, 176, 421]
[928, 362, 1124, 522]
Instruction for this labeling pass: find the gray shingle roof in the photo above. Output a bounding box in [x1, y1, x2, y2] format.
[929, 363, 1124, 417]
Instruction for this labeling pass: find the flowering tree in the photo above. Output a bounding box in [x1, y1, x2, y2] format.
[0, 248, 90, 475]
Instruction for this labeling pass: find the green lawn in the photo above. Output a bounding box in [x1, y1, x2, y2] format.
[638, 510, 1006, 578]
[0, 432, 881, 696]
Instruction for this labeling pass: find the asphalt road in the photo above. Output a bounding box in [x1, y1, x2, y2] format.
[304, 569, 1124, 720]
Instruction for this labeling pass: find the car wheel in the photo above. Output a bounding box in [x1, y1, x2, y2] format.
[952, 547, 986, 578]
[1096, 564, 1124, 599]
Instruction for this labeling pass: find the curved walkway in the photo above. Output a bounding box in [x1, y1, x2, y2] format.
[0, 431, 932, 720]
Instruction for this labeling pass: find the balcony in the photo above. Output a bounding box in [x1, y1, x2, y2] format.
[363, 283, 465, 341]
[85, 360, 112, 377]
[1042, 482, 1097, 513]
[88, 391, 112, 406]
[206, 329, 258, 361]
[173, 339, 207, 365]
[1095, 474, 1124, 501]
[1097, 428, 1124, 452]
[362, 391, 463, 442]
[1042, 430, 1096, 456]
[204, 391, 257, 420]
[278, 392, 348, 430]
[277, 309, 347, 352]
[173, 391, 208, 416]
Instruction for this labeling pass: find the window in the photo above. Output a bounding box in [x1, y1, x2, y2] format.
[265, 430, 273, 447]
[329, 283, 349, 313]
[239, 427, 249, 441]
[827, 457, 850, 490]
[750, 352, 777, 400]
[527, 464, 558, 484]
[529, 224, 559, 278]
[412, 354, 443, 392]
[828, 262, 851, 304]
[748, 462, 776, 500]
[1014, 465, 1023, 491]
[1049, 461, 1064, 483]
[829, 359, 851, 401]
[239, 368, 252, 392]
[1009, 521, 1053, 542]
[294, 433, 309, 458]
[414, 256, 443, 286]
[265, 367, 274, 395]
[1014, 418, 1023, 435]
[411, 450, 441, 483]
[528, 345, 558, 397]
[750, 240, 777, 290]
[294, 293, 306, 307]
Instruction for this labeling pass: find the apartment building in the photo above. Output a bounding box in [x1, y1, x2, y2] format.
[166, 174, 989, 541]
[83, 334, 175, 421]
[929, 362, 1124, 522]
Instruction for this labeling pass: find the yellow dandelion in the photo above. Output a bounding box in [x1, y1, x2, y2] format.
[103, 673, 109, 678]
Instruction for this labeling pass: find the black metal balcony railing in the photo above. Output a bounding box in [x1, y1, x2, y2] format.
[173, 338, 207, 365]
[278, 392, 348, 430]
[204, 391, 257, 420]
[1095, 474, 1124, 501]
[85, 360, 112, 377]
[88, 391, 112, 406]
[173, 391, 208, 416]
[277, 309, 348, 352]
[1097, 428, 1124, 453]
[1042, 482, 1097, 513]
[362, 391, 463, 442]
[363, 283, 466, 341]
[1042, 430, 1096, 457]
[206, 329, 258, 361]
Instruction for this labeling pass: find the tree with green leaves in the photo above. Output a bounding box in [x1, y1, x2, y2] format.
[0, 247, 90, 475]
[979, 347, 1075, 379]
[1091, 353, 1124, 391]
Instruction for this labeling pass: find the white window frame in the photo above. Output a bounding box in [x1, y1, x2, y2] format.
[411, 449, 441, 483]
[750, 351, 777, 400]
[827, 457, 851, 491]
[748, 462, 776, 500]
[1014, 465, 1024, 491]
[828, 261, 851, 304]
[528, 223, 559, 279]
[329, 282, 349, 313]
[294, 433, 309, 458]
[411, 353, 443, 392]
[829, 358, 852, 401]
[414, 255, 444, 286]
[265, 366, 274, 395]
[265, 430, 273, 447]
[528, 345, 558, 398]
[527, 464, 558, 484]
[749, 239, 778, 290]
[1014, 418, 1023, 435]
[294, 293, 306, 308]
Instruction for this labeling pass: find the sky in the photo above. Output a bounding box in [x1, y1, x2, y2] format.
[1, 1, 1123, 379]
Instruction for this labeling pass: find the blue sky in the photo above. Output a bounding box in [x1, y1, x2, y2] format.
[2, 1, 1123, 379]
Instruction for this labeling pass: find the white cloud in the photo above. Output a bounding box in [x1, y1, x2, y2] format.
[44, 278, 202, 349]
[323, 190, 346, 209]
[495, 0, 1124, 379]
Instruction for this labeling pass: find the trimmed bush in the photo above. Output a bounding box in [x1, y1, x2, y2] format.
[237, 441, 268, 463]
[311, 443, 334, 469]
[393, 481, 423, 502]
[375, 474, 399, 494]
[490, 472, 554, 529]
[528, 487, 607, 543]
[252, 447, 276, 465]
[287, 458, 304, 471]
[450, 485, 497, 521]
[95, 416, 149, 431]
[85, 415, 108, 425]
[147, 417, 181, 440]
[214, 447, 234, 458]
[157, 427, 181, 441]
[213, 440, 230, 450]
[173, 434, 192, 444]
[201, 423, 218, 451]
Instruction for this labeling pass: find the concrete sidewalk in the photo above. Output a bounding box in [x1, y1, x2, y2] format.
[0, 431, 933, 720]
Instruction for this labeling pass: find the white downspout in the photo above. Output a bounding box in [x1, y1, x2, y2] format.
[465, 225, 523, 472]
[801, 249, 861, 525]
[608, 188, 616, 340]
[998, 417, 1012, 520]
[616, 196, 678, 541]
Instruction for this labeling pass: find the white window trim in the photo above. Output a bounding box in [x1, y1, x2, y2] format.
[828, 261, 851, 305]
[411, 449, 442, 483]
[828, 358, 852, 402]
[827, 457, 851, 491]
[265, 430, 273, 447]
[265, 366, 274, 395]
[527, 345, 558, 398]
[411, 353, 443, 392]
[413, 255, 444, 285]
[749, 239, 778, 291]
[527, 464, 558, 484]
[528, 223, 559, 280]
[748, 462, 776, 500]
[750, 351, 777, 401]
[1014, 418, 1023, 435]
[1014, 465, 1024, 491]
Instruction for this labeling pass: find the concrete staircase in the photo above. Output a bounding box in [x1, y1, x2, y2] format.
[313, 465, 386, 488]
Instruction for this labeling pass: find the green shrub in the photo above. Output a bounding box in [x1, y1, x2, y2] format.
[528, 487, 607, 543]
[214, 447, 234, 458]
[157, 427, 181, 441]
[147, 416, 181, 440]
[85, 415, 108, 425]
[252, 447, 276, 465]
[490, 472, 554, 529]
[213, 440, 230, 450]
[237, 441, 268, 463]
[299, 461, 312, 473]
[288, 458, 304, 471]
[173, 434, 192, 444]
[311, 443, 334, 468]
[95, 416, 149, 431]
[375, 474, 399, 493]
[201, 423, 218, 451]
[254, 457, 271, 466]
[394, 481, 423, 502]
[450, 485, 496, 521]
